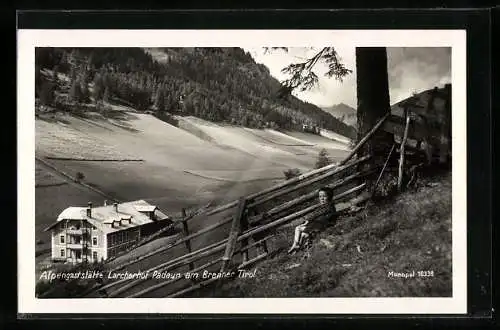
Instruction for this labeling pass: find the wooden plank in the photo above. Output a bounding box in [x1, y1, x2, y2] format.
[382, 115, 441, 141]
[98, 238, 230, 292]
[238, 184, 368, 242]
[239, 235, 274, 254]
[203, 157, 354, 219]
[247, 167, 378, 224]
[248, 155, 371, 209]
[373, 143, 396, 194]
[240, 208, 251, 263]
[181, 209, 195, 271]
[338, 112, 390, 166]
[127, 257, 223, 298]
[168, 253, 267, 298]
[220, 197, 246, 273]
[110, 215, 233, 272]
[398, 110, 411, 191]
[127, 235, 274, 298]
[238, 252, 269, 270]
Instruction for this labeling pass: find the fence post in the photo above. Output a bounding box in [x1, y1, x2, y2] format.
[398, 109, 412, 191]
[181, 208, 195, 271]
[220, 197, 246, 273]
[240, 206, 250, 263]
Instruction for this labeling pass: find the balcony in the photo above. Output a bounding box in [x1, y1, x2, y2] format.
[66, 243, 84, 249]
[65, 228, 90, 235]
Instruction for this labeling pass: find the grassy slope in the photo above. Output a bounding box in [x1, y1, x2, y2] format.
[35, 107, 349, 264]
[197, 172, 452, 297]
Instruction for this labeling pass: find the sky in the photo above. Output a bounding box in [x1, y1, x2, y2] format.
[243, 47, 451, 109]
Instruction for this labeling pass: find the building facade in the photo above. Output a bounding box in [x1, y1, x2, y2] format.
[45, 200, 170, 264]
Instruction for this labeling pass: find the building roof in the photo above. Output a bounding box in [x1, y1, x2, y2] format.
[134, 205, 157, 212]
[44, 200, 170, 234]
[391, 84, 451, 119]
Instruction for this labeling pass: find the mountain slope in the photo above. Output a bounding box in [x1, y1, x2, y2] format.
[35, 47, 356, 139]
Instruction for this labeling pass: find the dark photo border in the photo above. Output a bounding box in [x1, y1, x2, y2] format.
[11, 8, 494, 328]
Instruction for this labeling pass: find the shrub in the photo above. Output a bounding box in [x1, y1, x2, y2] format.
[315, 148, 331, 169]
[283, 168, 302, 180]
[75, 172, 85, 182]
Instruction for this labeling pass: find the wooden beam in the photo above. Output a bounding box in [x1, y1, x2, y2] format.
[181, 209, 194, 271]
[127, 235, 274, 298]
[247, 166, 378, 224]
[98, 237, 230, 292]
[248, 155, 371, 209]
[202, 151, 366, 219]
[240, 208, 251, 263]
[238, 252, 269, 270]
[373, 143, 396, 194]
[110, 215, 233, 272]
[220, 197, 246, 273]
[126, 257, 223, 298]
[398, 110, 412, 191]
[238, 184, 368, 242]
[382, 114, 439, 141]
[339, 112, 390, 166]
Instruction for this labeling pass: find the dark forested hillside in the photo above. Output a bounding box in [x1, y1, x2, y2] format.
[35, 47, 356, 139]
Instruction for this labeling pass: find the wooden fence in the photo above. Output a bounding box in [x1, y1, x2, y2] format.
[83, 108, 435, 298]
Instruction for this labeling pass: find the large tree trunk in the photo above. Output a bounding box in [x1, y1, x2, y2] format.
[355, 47, 394, 188]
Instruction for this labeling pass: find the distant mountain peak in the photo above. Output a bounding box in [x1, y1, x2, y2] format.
[321, 103, 357, 128]
[321, 103, 356, 115]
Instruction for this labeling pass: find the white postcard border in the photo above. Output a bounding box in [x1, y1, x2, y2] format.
[18, 29, 467, 314]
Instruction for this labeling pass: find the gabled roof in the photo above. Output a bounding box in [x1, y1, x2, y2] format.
[134, 205, 157, 212]
[44, 200, 169, 233]
[391, 84, 451, 119]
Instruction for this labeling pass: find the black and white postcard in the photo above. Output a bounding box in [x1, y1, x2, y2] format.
[18, 29, 467, 314]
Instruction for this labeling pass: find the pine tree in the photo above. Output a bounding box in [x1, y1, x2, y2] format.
[103, 87, 110, 103]
[39, 80, 55, 106]
[315, 148, 330, 169]
[92, 74, 105, 102]
[155, 87, 165, 112]
[69, 78, 82, 103]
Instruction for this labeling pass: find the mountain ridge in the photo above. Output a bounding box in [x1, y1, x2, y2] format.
[321, 103, 357, 128]
[35, 47, 357, 140]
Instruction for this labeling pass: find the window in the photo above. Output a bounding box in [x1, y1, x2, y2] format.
[60, 249, 65, 257]
[93, 251, 98, 260]
[60, 235, 65, 244]
[92, 237, 98, 246]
